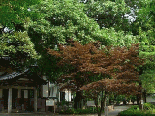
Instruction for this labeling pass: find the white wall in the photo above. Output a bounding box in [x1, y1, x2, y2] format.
[42, 76, 49, 97]
[46, 81, 72, 102]
[49, 83, 57, 97]
[146, 96, 155, 102]
[65, 90, 71, 102]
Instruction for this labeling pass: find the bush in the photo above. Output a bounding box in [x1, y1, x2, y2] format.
[59, 107, 99, 114]
[118, 103, 155, 116]
[143, 103, 155, 110]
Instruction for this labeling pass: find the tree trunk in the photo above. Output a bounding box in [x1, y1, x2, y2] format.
[98, 91, 107, 116]
[137, 94, 140, 105]
[143, 89, 146, 103]
[74, 91, 83, 109]
[139, 81, 143, 110]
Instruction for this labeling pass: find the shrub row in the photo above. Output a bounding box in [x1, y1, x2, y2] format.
[59, 107, 102, 114]
[118, 103, 155, 116]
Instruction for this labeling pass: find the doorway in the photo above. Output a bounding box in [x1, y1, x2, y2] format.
[12, 88, 18, 109]
[3, 89, 8, 109]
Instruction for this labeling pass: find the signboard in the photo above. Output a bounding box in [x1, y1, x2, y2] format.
[87, 101, 95, 107]
[46, 99, 55, 106]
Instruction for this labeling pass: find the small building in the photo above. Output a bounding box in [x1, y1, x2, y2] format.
[0, 56, 72, 113]
[0, 68, 47, 113]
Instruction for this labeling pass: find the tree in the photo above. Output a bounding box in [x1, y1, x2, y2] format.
[0, 0, 42, 71]
[48, 40, 144, 115]
[83, 0, 130, 31]
[0, 0, 42, 31]
[136, 0, 155, 97]
[0, 31, 39, 71]
[27, 0, 106, 79]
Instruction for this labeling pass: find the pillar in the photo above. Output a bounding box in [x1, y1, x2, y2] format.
[34, 87, 37, 112]
[8, 88, 12, 113]
[18, 89, 21, 98]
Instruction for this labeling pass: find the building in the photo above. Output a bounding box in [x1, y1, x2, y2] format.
[0, 68, 47, 113]
[0, 58, 72, 113]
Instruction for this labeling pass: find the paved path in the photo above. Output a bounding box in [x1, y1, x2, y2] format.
[0, 105, 132, 116]
[108, 105, 131, 116]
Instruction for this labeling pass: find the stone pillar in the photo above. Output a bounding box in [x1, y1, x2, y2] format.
[34, 87, 37, 112]
[8, 88, 12, 113]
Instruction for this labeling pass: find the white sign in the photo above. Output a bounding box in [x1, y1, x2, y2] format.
[87, 101, 95, 107]
[46, 99, 55, 106]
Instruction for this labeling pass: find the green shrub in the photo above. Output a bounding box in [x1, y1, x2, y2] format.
[118, 103, 155, 116]
[59, 107, 99, 114]
[143, 103, 155, 110]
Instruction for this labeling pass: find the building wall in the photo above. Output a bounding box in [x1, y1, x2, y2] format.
[146, 96, 155, 102]
[65, 90, 71, 101]
[41, 76, 72, 107]
[42, 76, 49, 97]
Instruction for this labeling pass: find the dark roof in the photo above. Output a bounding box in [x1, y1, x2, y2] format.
[0, 68, 47, 85]
[0, 69, 28, 81]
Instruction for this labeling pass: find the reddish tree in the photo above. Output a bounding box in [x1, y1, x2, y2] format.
[48, 40, 144, 115]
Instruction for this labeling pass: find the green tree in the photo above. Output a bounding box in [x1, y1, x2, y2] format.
[83, 0, 130, 31]
[137, 0, 155, 95]
[0, 0, 42, 30]
[0, 31, 39, 70]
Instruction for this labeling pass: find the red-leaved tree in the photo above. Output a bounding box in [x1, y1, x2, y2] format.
[48, 40, 144, 116]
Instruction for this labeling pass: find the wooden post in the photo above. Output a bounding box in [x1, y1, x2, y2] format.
[8, 88, 12, 113]
[34, 87, 37, 112]
[54, 100, 55, 113]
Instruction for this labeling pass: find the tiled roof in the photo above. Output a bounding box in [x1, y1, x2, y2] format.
[0, 69, 28, 81]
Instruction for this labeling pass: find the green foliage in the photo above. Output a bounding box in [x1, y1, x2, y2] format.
[118, 103, 155, 116]
[28, 1, 102, 48]
[59, 107, 99, 114]
[0, 31, 38, 58]
[98, 28, 138, 47]
[84, 0, 130, 31]
[0, 0, 42, 29]
[0, 31, 39, 68]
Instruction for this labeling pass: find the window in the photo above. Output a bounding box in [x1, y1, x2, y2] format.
[60, 92, 65, 101]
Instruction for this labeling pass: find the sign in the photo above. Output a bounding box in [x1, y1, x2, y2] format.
[46, 99, 55, 106]
[87, 101, 95, 107]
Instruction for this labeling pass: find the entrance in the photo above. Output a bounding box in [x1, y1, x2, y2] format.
[12, 88, 18, 109]
[21, 89, 34, 111]
[3, 89, 8, 109]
